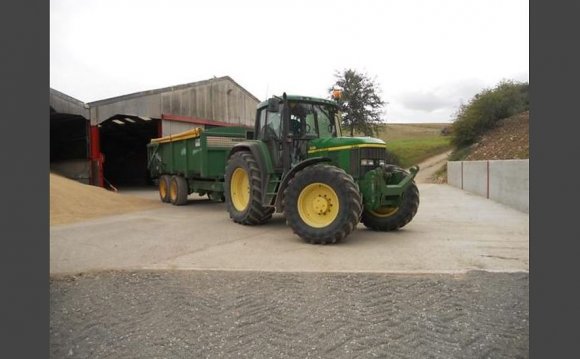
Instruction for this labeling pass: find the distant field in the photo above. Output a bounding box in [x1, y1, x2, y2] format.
[377, 123, 450, 140]
[359, 123, 453, 168]
[385, 137, 452, 168]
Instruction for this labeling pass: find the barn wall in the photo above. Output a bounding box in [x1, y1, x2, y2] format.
[90, 94, 161, 126]
[161, 120, 201, 137]
[90, 77, 259, 127]
[50, 88, 89, 118]
[51, 76, 259, 188]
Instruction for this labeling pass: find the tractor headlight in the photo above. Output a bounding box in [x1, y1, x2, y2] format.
[378, 159, 386, 166]
[361, 159, 374, 166]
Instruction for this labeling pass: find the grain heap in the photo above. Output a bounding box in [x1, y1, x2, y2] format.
[50, 173, 161, 225]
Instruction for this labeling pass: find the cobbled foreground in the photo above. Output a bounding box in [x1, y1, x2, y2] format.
[50, 270, 528, 358]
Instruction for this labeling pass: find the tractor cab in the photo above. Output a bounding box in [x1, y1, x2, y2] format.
[255, 94, 342, 170]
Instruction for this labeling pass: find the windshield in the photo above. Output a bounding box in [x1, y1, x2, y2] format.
[288, 102, 338, 138]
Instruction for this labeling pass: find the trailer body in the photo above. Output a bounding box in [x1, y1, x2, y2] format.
[147, 126, 250, 200]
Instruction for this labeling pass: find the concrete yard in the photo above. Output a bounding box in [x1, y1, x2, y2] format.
[50, 183, 529, 358]
[50, 184, 529, 275]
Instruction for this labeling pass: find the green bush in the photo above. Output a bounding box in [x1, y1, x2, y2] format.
[448, 146, 472, 161]
[452, 80, 529, 147]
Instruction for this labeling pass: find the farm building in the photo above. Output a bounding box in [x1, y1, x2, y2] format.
[50, 76, 259, 188]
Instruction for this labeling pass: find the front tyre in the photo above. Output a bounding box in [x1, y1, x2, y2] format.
[284, 164, 362, 244]
[361, 182, 419, 231]
[224, 151, 274, 225]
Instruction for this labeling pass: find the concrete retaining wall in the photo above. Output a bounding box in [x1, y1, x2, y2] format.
[447, 161, 462, 188]
[50, 159, 92, 185]
[462, 161, 488, 198]
[447, 159, 529, 213]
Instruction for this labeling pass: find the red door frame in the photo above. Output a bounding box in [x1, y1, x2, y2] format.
[89, 125, 104, 187]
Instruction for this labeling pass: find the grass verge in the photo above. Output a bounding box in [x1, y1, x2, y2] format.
[385, 136, 452, 168]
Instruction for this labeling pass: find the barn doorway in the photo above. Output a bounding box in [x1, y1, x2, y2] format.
[50, 108, 92, 184]
[99, 115, 160, 188]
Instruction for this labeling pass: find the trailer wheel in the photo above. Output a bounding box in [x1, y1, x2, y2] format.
[169, 175, 188, 206]
[225, 151, 274, 225]
[361, 181, 419, 231]
[284, 164, 362, 244]
[159, 175, 171, 203]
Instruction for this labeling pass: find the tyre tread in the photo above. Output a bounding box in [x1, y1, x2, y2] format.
[225, 151, 274, 225]
[284, 164, 362, 244]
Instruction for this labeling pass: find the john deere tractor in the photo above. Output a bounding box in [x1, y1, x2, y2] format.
[224, 93, 419, 244]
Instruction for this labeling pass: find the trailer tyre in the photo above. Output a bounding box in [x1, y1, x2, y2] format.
[361, 181, 419, 231]
[284, 164, 362, 244]
[225, 151, 274, 225]
[169, 175, 188, 206]
[159, 175, 171, 203]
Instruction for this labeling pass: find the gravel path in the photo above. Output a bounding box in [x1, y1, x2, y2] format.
[50, 270, 528, 358]
[414, 150, 452, 184]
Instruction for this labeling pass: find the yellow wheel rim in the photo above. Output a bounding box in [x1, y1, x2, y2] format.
[231, 168, 250, 211]
[370, 206, 399, 217]
[159, 178, 167, 199]
[297, 182, 340, 228]
[169, 179, 178, 201]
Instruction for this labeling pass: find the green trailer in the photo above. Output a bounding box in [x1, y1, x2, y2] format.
[147, 126, 250, 205]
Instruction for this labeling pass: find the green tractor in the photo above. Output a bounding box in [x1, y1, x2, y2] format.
[224, 93, 419, 244]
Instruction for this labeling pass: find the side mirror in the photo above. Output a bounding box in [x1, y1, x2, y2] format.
[267, 98, 279, 113]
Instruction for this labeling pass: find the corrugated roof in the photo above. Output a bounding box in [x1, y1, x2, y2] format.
[50, 88, 88, 108]
[87, 76, 260, 106]
[50, 88, 90, 117]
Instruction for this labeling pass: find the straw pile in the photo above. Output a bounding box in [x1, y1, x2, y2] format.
[50, 173, 161, 225]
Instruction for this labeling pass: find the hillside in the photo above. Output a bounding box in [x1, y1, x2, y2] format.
[464, 111, 529, 161]
[431, 111, 530, 183]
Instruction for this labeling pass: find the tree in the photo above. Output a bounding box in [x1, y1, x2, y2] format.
[330, 69, 385, 137]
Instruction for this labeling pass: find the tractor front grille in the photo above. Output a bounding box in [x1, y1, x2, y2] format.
[350, 147, 387, 178]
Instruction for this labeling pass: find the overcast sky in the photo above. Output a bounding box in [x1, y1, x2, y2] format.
[50, 0, 529, 123]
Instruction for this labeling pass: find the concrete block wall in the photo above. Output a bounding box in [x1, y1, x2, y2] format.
[462, 161, 488, 197]
[50, 159, 92, 184]
[447, 161, 462, 188]
[447, 159, 529, 213]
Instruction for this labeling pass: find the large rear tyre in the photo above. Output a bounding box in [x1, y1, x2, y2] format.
[224, 151, 274, 225]
[169, 175, 188, 206]
[361, 181, 419, 231]
[284, 164, 362, 244]
[159, 175, 171, 203]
